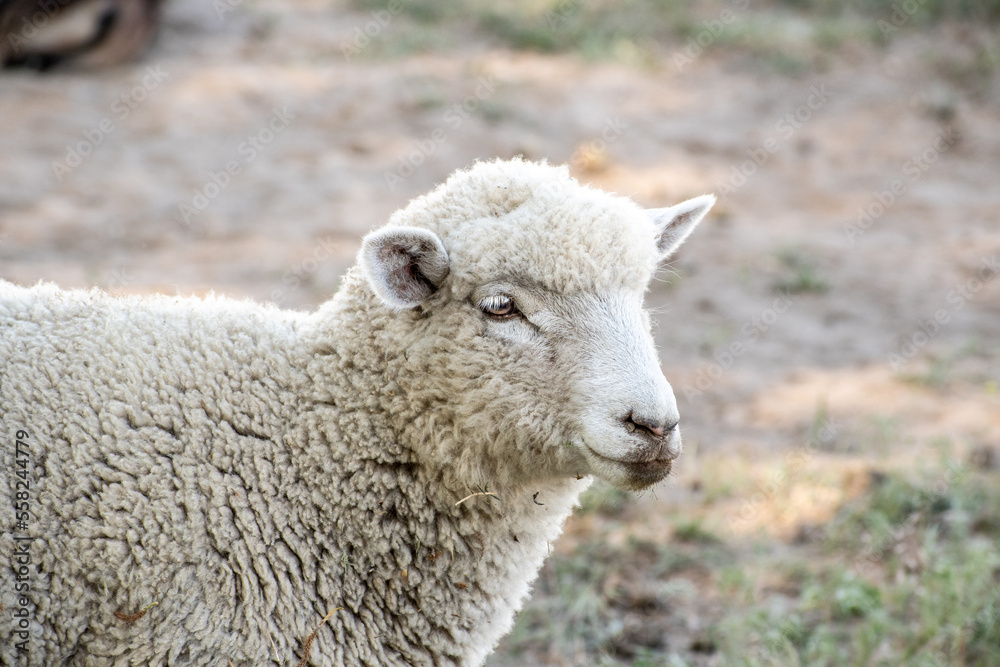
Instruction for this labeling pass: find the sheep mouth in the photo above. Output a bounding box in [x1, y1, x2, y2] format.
[582, 444, 673, 490]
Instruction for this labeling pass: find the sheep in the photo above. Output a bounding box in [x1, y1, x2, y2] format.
[0, 158, 714, 666]
[0, 0, 162, 70]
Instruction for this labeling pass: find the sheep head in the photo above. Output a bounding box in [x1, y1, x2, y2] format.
[355, 159, 713, 493]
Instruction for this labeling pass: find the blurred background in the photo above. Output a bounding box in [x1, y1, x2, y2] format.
[2, 0, 999, 664]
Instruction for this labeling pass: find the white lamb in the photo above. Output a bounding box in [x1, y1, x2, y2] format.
[0, 158, 713, 666]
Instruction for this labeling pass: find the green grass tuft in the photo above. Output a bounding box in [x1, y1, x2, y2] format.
[716, 467, 1000, 666]
[773, 247, 830, 294]
[578, 479, 630, 516]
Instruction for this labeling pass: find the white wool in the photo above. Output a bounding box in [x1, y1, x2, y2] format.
[0, 158, 711, 665]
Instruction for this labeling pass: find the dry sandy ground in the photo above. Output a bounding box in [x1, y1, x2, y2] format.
[1, 0, 999, 664]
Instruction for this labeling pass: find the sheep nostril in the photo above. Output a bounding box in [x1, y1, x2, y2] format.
[624, 412, 676, 438]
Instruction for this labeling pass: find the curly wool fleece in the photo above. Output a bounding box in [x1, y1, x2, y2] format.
[0, 158, 712, 666]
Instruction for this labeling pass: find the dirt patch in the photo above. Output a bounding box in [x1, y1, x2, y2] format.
[2, 1, 999, 665]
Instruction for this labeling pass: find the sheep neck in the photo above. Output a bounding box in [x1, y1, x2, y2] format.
[282, 281, 591, 664]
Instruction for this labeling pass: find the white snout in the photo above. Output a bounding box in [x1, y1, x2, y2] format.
[578, 376, 683, 491]
[568, 294, 685, 490]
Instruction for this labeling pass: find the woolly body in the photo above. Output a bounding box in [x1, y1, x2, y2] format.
[0, 159, 712, 665]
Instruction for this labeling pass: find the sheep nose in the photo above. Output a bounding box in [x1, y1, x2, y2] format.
[623, 411, 678, 438]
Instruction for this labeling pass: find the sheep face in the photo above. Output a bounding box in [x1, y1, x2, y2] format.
[358, 161, 713, 492]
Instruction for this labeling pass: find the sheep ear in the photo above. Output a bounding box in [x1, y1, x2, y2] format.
[360, 226, 450, 309]
[647, 194, 715, 259]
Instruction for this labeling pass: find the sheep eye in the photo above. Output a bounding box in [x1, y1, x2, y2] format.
[479, 295, 519, 319]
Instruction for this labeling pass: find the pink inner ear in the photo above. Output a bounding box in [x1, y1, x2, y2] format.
[362, 227, 449, 308]
[656, 210, 700, 254]
[381, 243, 430, 304]
[649, 195, 715, 258]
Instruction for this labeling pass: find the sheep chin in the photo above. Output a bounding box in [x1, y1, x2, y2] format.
[580, 443, 674, 491]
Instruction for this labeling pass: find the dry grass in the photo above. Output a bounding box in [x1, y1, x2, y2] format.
[294, 607, 343, 667]
[489, 365, 1000, 666]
